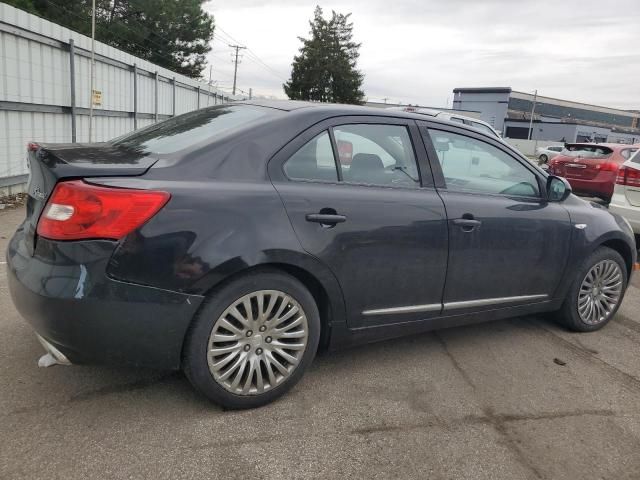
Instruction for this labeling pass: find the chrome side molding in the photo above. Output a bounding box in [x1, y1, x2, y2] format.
[362, 303, 442, 316]
[443, 294, 548, 311]
[362, 294, 549, 316]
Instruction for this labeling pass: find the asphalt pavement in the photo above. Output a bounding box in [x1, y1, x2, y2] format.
[1, 205, 639, 480]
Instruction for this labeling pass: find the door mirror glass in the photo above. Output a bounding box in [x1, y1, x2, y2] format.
[547, 175, 572, 202]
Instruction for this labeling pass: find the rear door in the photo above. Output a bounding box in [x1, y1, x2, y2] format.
[420, 122, 573, 312]
[269, 116, 449, 328]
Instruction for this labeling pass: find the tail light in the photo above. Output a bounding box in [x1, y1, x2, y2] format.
[37, 180, 170, 241]
[616, 166, 640, 187]
[595, 161, 620, 172]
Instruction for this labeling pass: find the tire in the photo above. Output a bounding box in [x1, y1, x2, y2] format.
[539, 154, 548, 164]
[556, 247, 627, 332]
[183, 269, 320, 409]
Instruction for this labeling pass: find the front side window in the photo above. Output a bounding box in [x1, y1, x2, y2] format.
[428, 129, 540, 197]
[283, 131, 338, 182]
[332, 124, 420, 188]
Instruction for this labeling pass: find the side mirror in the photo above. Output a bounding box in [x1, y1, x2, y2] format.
[547, 175, 572, 202]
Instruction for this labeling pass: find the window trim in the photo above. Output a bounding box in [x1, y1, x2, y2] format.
[419, 121, 546, 200]
[268, 115, 435, 189]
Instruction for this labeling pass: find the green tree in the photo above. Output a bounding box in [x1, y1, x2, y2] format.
[284, 6, 364, 104]
[4, 0, 214, 78]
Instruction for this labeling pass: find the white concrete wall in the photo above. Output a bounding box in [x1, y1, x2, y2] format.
[0, 4, 237, 197]
[506, 139, 565, 157]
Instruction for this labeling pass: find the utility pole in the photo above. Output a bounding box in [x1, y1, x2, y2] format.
[249, 88, 252, 100]
[527, 89, 538, 141]
[229, 44, 246, 96]
[207, 65, 212, 106]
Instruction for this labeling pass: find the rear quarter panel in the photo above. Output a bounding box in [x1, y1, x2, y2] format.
[95, 177, 348, 327]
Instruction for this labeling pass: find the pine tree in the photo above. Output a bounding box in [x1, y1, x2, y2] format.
[284, 6, 365, 104]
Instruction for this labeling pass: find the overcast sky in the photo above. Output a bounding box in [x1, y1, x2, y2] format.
[204, 0, 640, 110]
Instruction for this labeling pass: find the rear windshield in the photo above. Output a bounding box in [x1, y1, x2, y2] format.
[561, 144, 613, 158]
[111, 105, 272, 154]
[631, 149, 640, 164]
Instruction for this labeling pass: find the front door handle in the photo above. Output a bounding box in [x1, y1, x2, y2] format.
[452, 218, 481, 232]
[305, 213, 347, 226]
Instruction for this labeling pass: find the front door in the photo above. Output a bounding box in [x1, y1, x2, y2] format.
[421, 124, 573, 313]
[269, 118, 448, 328]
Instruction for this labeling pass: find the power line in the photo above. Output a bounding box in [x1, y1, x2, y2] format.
[212, 29, 288, 82]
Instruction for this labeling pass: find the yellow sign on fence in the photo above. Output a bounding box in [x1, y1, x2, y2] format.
[92, 89, 102, 106]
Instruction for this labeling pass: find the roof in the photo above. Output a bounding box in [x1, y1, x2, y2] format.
[453, 87, 513, 94]
[230, 100, 507, 143]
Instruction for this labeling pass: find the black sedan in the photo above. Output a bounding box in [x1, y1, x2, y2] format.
[7, 101, 637, 409]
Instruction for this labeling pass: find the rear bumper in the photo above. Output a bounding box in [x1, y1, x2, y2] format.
[565, 175, 615, 200]
[6, 230, 204, 370]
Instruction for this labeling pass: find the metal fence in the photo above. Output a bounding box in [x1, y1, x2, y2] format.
[0, 3, 236, 197]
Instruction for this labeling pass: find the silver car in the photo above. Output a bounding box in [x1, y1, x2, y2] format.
[536, 145, 564, 164]
[387, 107, 501, 139]
[609, 149, 640, 240]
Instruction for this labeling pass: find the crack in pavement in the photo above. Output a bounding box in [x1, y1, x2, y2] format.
[614, 314, 640, 335]
[433, 331, 544, 480]
[525, 319, 640, 391]
[4, 372, 182, 416]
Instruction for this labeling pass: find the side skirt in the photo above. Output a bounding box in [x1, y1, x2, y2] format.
[326, 299, 562, 351]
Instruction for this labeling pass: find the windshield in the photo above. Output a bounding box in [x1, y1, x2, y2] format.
[111, 105, 273, 154]
[561, 144, 613, 158]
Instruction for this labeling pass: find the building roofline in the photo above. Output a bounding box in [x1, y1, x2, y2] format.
[511, 90, 639, 118]
[453, 87, 512, 94]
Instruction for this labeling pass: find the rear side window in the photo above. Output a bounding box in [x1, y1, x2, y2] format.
[283, 131, 338, 182]
[111, 105, 271, 154]
[333, 124, 420, 188]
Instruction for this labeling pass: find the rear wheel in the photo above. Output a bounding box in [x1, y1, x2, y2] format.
[183, 270, 320, 409]
[556, 247, 627, 332]
[538, 154, 548, 164]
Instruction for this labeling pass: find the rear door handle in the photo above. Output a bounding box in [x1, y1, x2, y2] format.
[452, 218, 481, 232]
[305, 213, 347, 225]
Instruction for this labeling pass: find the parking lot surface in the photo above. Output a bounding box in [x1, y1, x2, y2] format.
[1, 205, 639, 480]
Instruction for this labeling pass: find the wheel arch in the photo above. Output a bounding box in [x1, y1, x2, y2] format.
[599, 238, 634, 281]
[185, 253, 347, 355]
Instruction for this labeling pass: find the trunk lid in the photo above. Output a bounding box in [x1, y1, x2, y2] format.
[23, 142, 158, 254]
[551, 144, 615, 180]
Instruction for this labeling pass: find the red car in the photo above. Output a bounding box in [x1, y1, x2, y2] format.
[548, 143, 639, 202]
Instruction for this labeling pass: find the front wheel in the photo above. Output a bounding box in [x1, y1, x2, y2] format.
[556, 247, 627, 332]
[538, 154, 548, 164]
[183, 270, 320, 409]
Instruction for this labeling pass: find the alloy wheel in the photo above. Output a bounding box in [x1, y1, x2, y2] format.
[577, 260, 623, 325]
[207, 290, 309, 395]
